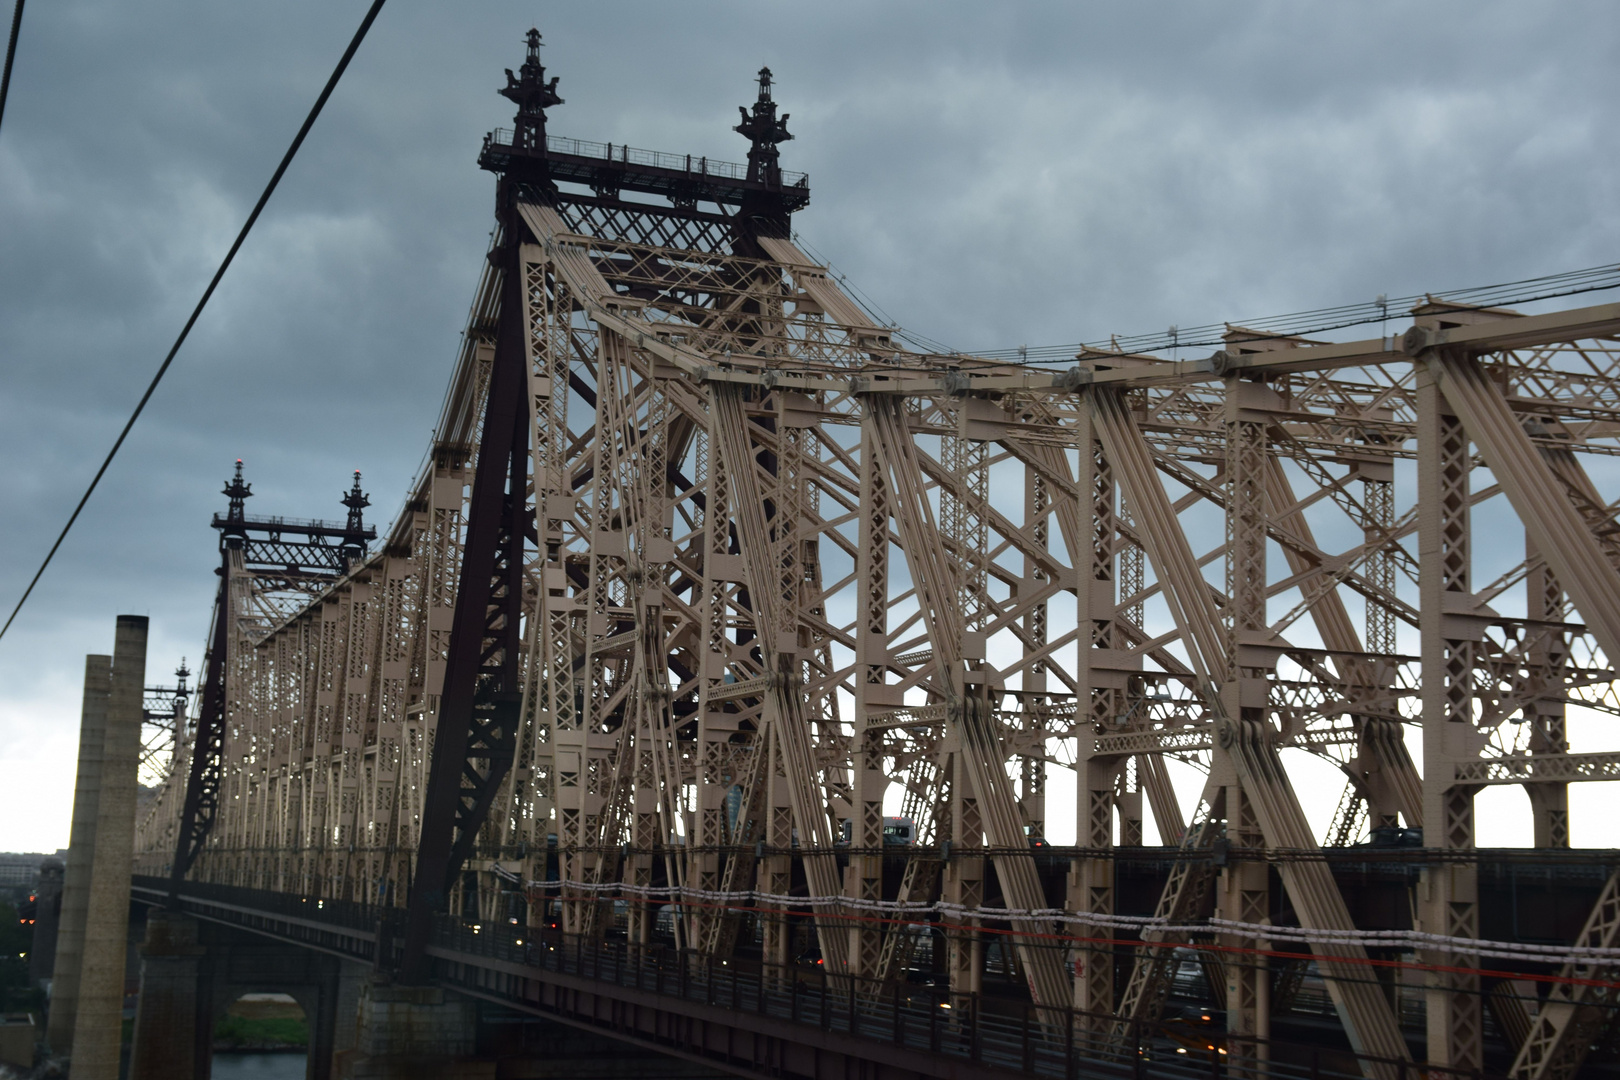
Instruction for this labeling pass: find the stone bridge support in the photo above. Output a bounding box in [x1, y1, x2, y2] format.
[129, 911, 371, 1080]
[335, 984, 488, 1079]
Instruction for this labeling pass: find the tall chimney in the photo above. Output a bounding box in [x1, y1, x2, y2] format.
[68, 616, 148, 1079]
[46, 654, 111, 1054]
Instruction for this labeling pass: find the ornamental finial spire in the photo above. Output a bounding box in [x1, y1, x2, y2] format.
[222, 460, 251, 530]
[340, 470, 371, 567]
[735, 66, 792, 186]
[501, 27, 563, 153]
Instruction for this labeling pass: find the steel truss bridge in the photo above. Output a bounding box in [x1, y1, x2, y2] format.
[133, 28, 1620, 1080]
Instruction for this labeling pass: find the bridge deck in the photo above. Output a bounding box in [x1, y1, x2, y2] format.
[135, 876, 1481, 1080]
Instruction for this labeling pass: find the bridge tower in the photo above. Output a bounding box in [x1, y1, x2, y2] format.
[130, 25, 1620, 1080]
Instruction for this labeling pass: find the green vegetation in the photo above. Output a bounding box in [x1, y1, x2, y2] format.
[214, 1013, 309, 1049]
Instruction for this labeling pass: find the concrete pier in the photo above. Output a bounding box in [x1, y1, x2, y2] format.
[70, 615, 148, 1080]
[335, 984, 491, 1079]
[128, 910, 206, 1080]
[45, 653, 112, 1054]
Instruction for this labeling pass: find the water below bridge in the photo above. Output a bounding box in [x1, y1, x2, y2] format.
[211, 1054, 307, 1079]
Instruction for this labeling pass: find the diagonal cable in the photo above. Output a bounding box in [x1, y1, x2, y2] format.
[0, 0, 24, 138]
[0, 0, 387, 644]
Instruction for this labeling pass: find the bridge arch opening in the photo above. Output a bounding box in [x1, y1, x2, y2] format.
[212, 991, 308, 1079]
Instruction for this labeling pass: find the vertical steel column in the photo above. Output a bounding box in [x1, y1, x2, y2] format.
[310, 595, 347, 898]
[1360, 446, 1405, 834]
[365, 554, 413, 908]
[562, 328, 629, 940]
[761, 728, 794, 977]
[689, 418, 767, 963]
[220, 557, 255, 890]
[1115, 760, 1144, 847]
[1118, 480, 1160, 868]
[529, 255, 572, 918]
[265, 631, 292, 893]
[1362, 462, 1397, 658]
[846, 421, 889, 979]
[1416, 360, 1483, 1072]
[623, 608, 658, 953]
[940, 427, 989, 1008]
[943, 761, 986, 1006]
[1123, 476, 1164, 851]
[1071, 406, 1121, 1023]
[295, 616, 316, 893]
[1022, 453, 1051, 838]
[1524, 537, 1570, 848]
[335, 577, 374, 902]
[590, 332, 646, 932]
[286, 615, 314, 895]
[691, 424, 731, 954]
[1219, 378, 1272, 1067]
[623, 370, 677, 954]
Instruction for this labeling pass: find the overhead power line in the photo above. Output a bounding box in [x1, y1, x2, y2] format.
[965, 261, 1620, 365]
[798, 230, 1620, 367]
[0, 0, 24, 138]
[0, 0, 388, 645]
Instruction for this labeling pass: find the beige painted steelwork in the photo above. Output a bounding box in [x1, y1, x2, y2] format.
[135, 200, 1620, 1077]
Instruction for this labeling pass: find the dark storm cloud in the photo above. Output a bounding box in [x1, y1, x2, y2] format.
[2, 1, 1617, 848]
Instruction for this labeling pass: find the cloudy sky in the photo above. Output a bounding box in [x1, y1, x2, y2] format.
[1, 2, 1617, 852]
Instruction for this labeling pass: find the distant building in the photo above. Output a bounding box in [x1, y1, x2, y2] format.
[0, 852, 64, 888]
[0, 857, 38, 887]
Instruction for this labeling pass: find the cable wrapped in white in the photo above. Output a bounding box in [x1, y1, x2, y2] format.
[521, 879, 1620, 968]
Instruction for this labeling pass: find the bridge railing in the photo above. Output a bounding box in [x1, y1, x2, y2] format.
[482, 129, 810, 188]
[429, 912, 1495, 1080]
[135, 879, 1500, 1080]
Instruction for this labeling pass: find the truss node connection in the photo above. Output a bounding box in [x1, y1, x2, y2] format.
[136, 28, 1620, 1080]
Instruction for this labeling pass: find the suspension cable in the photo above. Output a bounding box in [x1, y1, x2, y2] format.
[0, 0, 24, 139]
[967, 261, 1620, 363]
[0, 0, 388, 644]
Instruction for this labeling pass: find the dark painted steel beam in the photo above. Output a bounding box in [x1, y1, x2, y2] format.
[167, 556, 229, 903]
[400, 215, 531, 983]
